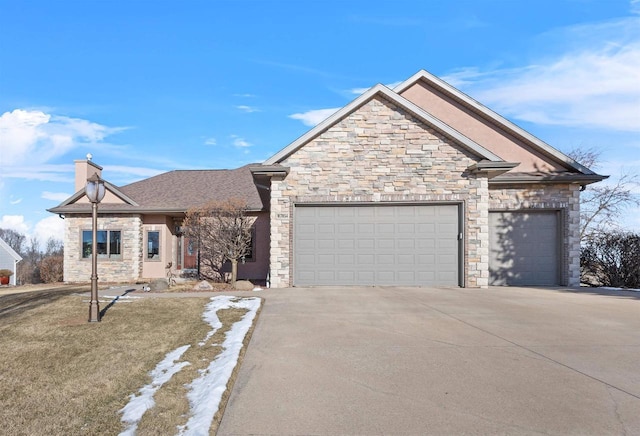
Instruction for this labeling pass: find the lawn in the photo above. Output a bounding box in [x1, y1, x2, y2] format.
[0, 289, 259, 436]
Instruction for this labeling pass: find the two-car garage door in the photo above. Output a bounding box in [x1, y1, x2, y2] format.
[294, 204, 460, 286]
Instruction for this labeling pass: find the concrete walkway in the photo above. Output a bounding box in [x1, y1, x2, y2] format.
[218, 286, 640, 435]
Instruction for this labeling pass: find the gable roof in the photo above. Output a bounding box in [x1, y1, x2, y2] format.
[48, 164, 266, 215]
[0, 238, 22, 262]
[264, 83, 506, 165]
[394, 69, 598, 176]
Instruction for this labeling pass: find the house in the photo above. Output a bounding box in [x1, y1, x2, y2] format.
[49, 70, 606, 288]
[0, 237, 22, 285]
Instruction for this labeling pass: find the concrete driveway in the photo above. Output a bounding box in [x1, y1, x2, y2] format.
[218, 286, 640, 435]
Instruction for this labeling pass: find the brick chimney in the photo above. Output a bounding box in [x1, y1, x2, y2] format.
[74, 154, 103, 192]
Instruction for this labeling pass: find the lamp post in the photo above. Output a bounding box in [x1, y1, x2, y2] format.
[85, 172, 106, 322]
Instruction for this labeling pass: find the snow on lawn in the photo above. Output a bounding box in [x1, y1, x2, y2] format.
[118, 296, 262, 436]
[178, 296, 261, 435]
[600, 287, 640, 292]
[119, 345, 191, 436]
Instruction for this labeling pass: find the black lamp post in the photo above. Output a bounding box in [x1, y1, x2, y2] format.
[85, 172, 106, 322]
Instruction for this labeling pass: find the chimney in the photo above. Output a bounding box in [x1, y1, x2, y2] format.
[74, 154, 103, 192]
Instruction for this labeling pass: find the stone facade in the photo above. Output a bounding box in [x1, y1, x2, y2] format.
[64, 214, 143, 283]
[488, 184, 581, 286]
[270, 96, 490, 287]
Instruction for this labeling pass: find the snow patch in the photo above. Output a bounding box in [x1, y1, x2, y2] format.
[600, 286, 640, 292]
[177, 296, 261, 436]
[119, 345, 191, 436]
[117, 296, 261, 436]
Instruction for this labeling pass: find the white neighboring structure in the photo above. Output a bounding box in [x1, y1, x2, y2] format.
[0, 237, 22, 286]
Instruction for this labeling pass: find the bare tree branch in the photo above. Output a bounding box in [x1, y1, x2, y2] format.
[568, 148, 640, 242]
[182, 198, 254, 283]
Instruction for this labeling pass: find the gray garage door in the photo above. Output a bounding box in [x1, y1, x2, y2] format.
[489, 211, 560, 286]
[294, 204, 459, 286]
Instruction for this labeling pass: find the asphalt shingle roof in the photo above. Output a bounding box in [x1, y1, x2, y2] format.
[49, 164, 266, 214]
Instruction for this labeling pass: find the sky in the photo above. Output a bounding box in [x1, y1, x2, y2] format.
[1, 0, 639, 246]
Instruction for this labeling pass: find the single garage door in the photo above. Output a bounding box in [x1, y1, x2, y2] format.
[489, 211, 560, 286]
[294, 204, 459, 286]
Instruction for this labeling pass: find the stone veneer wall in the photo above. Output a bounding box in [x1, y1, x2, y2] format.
[488, 184, 581, 286]
[270, 96, 489, 288]
[64, 214, 143, 283]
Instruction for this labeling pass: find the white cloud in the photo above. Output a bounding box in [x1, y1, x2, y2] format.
[235, 105, 260, 113]
[289, 108, 340, 127]
[9, 197, 22, 205]
[0, 215, 30, 234]
[204, 137, 217, 146]
[0, 215, 64, 246]
[1, 164, 74, 182]
[0, 109, 126, 167]
[41, 191, 71, 202]
[33, 215, 64, 244]
[444, 16, 640, 133]
[230, 135, 252, 148]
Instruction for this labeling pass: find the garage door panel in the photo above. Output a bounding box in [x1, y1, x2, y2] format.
[358, 254, 375, 264]
[358, 239, 375, 249]
[338, 239, 355, 249]
[317, 239, 335, 249]
[378, 239, 395, 249]
[294, 204, 459, 286]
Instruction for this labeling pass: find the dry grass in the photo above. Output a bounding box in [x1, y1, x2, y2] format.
[0, 290, 255, 436]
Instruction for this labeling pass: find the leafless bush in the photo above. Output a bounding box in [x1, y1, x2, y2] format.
[581, 232, 640, 288]
[40, 255, 64, 283]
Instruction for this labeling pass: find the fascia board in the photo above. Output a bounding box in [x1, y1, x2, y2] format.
[394, 70, 596, 175]
[264, 83, 502, 165]
[489, 174, 608, 185]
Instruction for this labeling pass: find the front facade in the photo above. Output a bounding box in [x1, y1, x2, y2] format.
[51, 70, 605, 288]
[50, 160, 270, 284]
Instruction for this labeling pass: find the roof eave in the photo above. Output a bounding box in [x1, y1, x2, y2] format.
[489, 174, 608, 186]
[468, 160, 519, 179]
[249, 165, 290, 177]
[48, 206, 266, 215]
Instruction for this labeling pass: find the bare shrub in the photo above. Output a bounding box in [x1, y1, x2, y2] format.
[581, 232, 640, 288]
[40, 255, 64, 283]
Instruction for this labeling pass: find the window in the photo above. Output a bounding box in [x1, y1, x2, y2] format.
[82, 230, 121, 259]
[147, 231, 160, 260]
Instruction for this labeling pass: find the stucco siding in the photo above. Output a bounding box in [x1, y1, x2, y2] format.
[400, 81, 567, 173]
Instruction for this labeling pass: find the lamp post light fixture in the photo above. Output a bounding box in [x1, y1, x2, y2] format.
[86, 172, 106, 322]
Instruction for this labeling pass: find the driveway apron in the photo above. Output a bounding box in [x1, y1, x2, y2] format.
[218, 286, 640, 435]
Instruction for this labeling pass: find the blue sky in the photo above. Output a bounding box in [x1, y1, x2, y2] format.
[1, 0, 639, 245]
